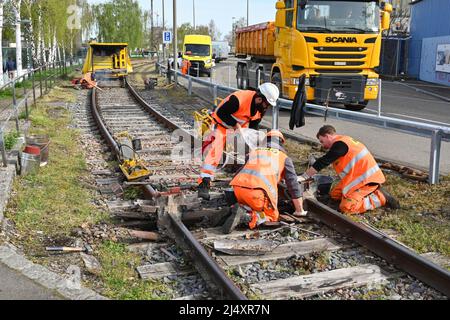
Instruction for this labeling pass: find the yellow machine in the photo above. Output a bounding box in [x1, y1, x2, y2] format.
[116, 132, 151, 181]
[193, 108, 214, 138]
[235, 0, 392, 110]
[182, 35, 213, 77]
[82, 42, 133, 78]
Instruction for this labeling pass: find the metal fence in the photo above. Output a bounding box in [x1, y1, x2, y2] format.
[0, 58, 83, 167]
[157, 61, 450, 184]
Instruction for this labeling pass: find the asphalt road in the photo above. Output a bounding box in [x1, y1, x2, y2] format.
[176, 59, 450, 175]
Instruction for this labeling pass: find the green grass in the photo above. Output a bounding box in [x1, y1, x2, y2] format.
[97, 241, 172, 300]
[6, 87, 107, 249]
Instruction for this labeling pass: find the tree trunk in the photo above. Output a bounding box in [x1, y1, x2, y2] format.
[14, 0, 23, 77]
[0, 2, 4, 86]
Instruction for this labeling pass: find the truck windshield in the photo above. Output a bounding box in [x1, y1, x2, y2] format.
[297, 1, 380, 33]
[184, 44, 210, 56]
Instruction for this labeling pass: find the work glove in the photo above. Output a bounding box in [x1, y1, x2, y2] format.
[297, 172, 311, 182]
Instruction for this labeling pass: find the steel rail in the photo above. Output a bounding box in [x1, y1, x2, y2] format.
[90, 81, 247, 300]
[305, 198, 450, 297]
[166, 213, 247, 300]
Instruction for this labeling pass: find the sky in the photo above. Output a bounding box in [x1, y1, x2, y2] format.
[87, 0, 277, 38]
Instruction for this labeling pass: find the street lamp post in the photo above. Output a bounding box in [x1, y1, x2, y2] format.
[173, 0, 178, 85]
[247, 0, 249, 26]
[232, 17, 236, 49]
[162, 0, 165, 62]
[193, 0, 196, 30]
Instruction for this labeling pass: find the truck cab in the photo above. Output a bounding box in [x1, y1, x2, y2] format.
[182, 35, 213, 77]
[235, 0, 392, 110]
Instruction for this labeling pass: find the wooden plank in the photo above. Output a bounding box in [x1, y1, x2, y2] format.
[219, 238, 342, 266]
[214, 239, 279, 256]
[137, 262, 193, 280]
[251, 264, 393, 300]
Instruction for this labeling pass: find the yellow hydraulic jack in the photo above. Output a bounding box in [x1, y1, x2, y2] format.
[116, 132, 152, 181]
[193, 108, 214, 139]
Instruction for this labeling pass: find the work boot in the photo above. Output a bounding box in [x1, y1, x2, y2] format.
[380, 187, 400, 210]
[222, 204, 251, 234]
[197, 177, 211, 200]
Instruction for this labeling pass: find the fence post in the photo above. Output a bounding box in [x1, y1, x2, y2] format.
[44, 65, 48, 92]
[31, 70, 36, 106]
[188, 77, 192, 95]
[377, 78, 382, 117]
[213, 85, 218, 104]
[39, 67, 43, 96]
[428, 130, 442, 185]
[12, 80, 19, 133]
[272, 102, 279, 130]
[24, 78, 29, 120]
[0, 129, 8, 167]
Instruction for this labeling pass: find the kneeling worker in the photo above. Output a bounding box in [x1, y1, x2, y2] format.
[223, 130, 305, 233]
[198, 83, 280, 200]
[300, 125, 399, 214]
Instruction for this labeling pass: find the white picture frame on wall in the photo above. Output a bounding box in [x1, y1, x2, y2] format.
[436, 44, 450, 73]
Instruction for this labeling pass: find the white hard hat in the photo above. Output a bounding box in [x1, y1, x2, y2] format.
[258, 83, 280, 107]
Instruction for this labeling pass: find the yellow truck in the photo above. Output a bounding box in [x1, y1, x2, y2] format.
[235, 0, 392, 110]
[182, 34, 213, 77]
[82, 42, 133, 78]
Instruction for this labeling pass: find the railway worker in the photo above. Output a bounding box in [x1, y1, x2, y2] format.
[197, 83, 280, 200]
[222, 130, 306, 234]
[299, 125, 400, 215]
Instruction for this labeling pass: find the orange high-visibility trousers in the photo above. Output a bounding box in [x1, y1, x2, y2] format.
[233, 186, 278, 229]
[330, 184, 387, 215]
[199, 125, 227, 182]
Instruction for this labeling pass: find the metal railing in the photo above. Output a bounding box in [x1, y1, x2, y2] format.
[0, 58, 83, 167]
[157, 61, 450, 184]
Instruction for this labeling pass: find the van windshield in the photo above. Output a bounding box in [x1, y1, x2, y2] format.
[297, 0, 380, 34]
[185, 44, 210, 56]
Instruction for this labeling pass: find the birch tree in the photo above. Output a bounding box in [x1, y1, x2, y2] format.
[0, 0, 5, 85]
[12, 0, 22, 76]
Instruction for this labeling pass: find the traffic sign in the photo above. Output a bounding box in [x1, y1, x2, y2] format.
[163, 31, 172, 44]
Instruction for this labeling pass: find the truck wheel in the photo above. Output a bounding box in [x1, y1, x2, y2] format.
[344, 100, 368, 111]
[271, 72, 283, 98]
[237, 65, 243, 89]
[242, 65, 249, 89]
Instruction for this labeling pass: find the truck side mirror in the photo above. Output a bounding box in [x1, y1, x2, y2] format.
[381, 11, 390, 30]
[299, 0, 308, 10]
[380, 2, 393, 13]
[275, 1, 286, 28]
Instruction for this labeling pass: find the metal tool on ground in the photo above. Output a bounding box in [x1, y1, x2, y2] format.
[279, 221, 321, 237]
[45, 246, 92, 253]
[157, 183, 197, 196]
[116, 132, 151, 181]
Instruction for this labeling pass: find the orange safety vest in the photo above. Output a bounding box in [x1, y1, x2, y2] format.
[181, 59, 191, 75]
[230, 147, 287, 210]
[332, 135, 385, 196]
[212, 90, 262, 128]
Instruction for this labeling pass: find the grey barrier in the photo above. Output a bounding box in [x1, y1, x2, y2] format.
[157, 61, 450, 184]
[0, 58, 83, 168]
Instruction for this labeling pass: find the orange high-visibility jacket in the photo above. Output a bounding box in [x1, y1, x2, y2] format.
[230, 147, 287, 209]
[332, 135, 385, 196]
[212, 90, 261, 128]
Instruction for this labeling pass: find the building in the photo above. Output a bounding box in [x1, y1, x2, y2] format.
[408, 0, 450, 86]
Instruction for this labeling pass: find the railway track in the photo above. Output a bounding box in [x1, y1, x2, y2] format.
[85, 76, 450, 300]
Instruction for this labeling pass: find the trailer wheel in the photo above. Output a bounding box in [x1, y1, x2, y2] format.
[345, 100, 368, 111]
[237, 64, 243, 89]
[271, 72, 283, 98]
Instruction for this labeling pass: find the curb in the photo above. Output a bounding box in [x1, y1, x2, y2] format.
[0, 243, 108, 300]
[394, 81, 450, 103]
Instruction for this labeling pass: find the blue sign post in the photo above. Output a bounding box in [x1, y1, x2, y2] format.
[163, 31, 172, 44]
